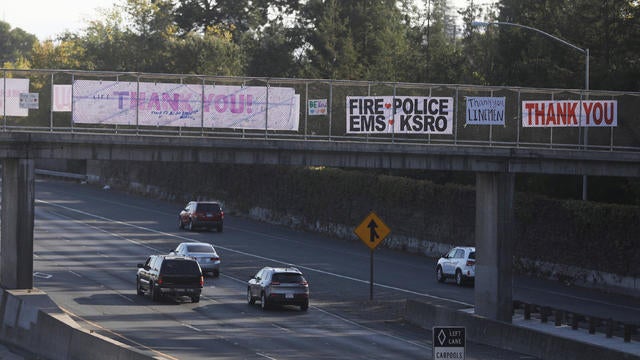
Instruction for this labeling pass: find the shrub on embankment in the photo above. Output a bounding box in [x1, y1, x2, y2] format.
[91, 161, 640, 281]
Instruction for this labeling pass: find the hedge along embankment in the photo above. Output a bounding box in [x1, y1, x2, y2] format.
[94, 161, 640, 280]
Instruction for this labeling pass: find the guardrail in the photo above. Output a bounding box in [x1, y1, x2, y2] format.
[513, 300, 639, 343]
[35, 169, 87, 181]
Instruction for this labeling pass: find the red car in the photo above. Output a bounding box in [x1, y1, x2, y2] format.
[178, 201, 224, 232]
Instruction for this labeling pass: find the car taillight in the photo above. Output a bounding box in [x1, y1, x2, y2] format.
[199, 276, 204, 286]
[271, 281, 280, 285]
[157, 276, 163, 285]
[220, 211, 224, 219]
[466, 260, 475, 266]
[211, 257, 219, 261]
[300, 281, 308, 286]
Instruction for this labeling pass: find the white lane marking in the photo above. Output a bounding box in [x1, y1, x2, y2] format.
[59, 306, 179, 360]
[312, 305, 432, 351]
[182, 324, 202, 332]
[271, 323, 291, 332]
[256, 353, 278, 360]
[68, 270, 82, 278]
[33, 272, 53, 279]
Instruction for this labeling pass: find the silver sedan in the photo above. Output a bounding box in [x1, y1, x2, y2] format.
[170, 242, 221, 277]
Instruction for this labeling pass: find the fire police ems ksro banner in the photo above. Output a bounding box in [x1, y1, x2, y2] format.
[347, 96, 454, 134]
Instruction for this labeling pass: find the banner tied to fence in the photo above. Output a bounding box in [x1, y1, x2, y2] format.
[70, 80, 300, 131]
[346, 96, 454, 134]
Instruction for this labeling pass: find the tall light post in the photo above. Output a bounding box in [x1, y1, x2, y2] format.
[472, 21, 590, 200]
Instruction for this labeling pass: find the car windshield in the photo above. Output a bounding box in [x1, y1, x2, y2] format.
[469, 252, 476, 260]
[162, 260, 200, 274]
[187, 244, 214, 253]
[272, 273, 304, 283]
[197, 203, 220, 212]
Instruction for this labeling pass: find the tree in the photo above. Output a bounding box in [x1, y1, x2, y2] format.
[298, 0, 416, 81]
[29, 38, 87, 70]
[298, 0, 361, 79]
[243, 21, 305, 77]
[172, 0, 301, 40]
[0, 21, 37, 67]
[474, 0, 640, 91]
[167, 26, 244, 75]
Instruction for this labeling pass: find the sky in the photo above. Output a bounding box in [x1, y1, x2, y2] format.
[2, 0, 477, 41]
[1, 1, 114, 40]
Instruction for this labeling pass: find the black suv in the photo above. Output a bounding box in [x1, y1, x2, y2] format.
[178, 201, 224, 232]
[136, 255, 204, 303]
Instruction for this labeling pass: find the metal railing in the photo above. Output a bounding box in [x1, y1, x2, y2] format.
[2, 68, 640, 153]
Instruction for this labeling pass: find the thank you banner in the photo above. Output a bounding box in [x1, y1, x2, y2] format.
[73, 80, 299, 131]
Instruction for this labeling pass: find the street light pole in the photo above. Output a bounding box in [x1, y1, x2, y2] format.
[471, 21, 590, 200]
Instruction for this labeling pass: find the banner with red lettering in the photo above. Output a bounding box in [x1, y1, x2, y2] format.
[347, 96, 454, 134]
[72, 80, 299, 131]
[522, 100, 617, 127]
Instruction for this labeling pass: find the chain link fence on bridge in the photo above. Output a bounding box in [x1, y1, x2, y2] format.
[1, 68, 639, 152]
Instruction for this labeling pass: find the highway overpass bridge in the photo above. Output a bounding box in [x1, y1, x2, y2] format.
[2, 131, 640, 323]
[1, 68, 639, 322]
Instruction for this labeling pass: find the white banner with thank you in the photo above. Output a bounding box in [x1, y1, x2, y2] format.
[72, 80, 299, 131]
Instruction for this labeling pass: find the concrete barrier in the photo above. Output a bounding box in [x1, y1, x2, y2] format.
[0, 288, 155, 360]
[405, 299, 640, 360]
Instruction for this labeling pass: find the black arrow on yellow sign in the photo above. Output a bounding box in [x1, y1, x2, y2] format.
[367, 220, 379, 243]
[354, 212, 391, 301]
[355, 212, 390, 251]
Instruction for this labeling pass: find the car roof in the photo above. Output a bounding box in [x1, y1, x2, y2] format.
[178, 241, 214, 247]
[162, 254, 198, 261]
[452, 246, 475, 251]
[262, 266, 302, 274]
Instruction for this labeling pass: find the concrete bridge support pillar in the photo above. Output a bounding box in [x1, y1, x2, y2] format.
[1, 158, 35, 289]
[474, 172, 515, 322]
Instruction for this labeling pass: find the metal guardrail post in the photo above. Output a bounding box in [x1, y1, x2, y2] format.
[524, 303, 531, 320]
[589, 317, 597, 334]
[554, 310, 563, 326]
[541, 306, 550, 323]
[49, 72, 54, 132]
[328, 80, 333, 141]
[571, 313, 580, 330]
[304, 81, 308, 140]
[623, 324, 633, 342]
[606, 319, 614, 338]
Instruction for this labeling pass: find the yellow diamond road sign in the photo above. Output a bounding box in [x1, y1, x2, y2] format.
[355, 212, 391, 250]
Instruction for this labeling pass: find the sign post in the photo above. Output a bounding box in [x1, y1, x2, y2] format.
[433, 326, 466, 360]
[354, 212, 390, 300]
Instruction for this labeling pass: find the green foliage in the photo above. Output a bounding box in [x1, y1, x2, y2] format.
[0, 21, 37, 67]
[483, 0, 640, 90]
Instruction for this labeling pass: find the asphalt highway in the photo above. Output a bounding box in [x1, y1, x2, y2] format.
[30, 179, 638, 359]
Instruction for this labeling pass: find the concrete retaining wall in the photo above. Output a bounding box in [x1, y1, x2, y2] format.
[0, 288, 155, 360]
[405, 299, 639, 360]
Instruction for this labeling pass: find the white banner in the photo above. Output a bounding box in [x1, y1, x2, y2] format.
[347, 96, 454, 134]
[72, 80, 299, 130]
[465, 97, 505, 126]
[308, 99, 328, 115]
[0, 78, 29, 117]
[522, 100, 618, 127]
[53, 85, 72, 112]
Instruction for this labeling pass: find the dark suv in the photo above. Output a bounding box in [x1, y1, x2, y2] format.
[178, 201, 224, 232]
[247, 266, 309, 311]
[136, 255, 204, 303]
